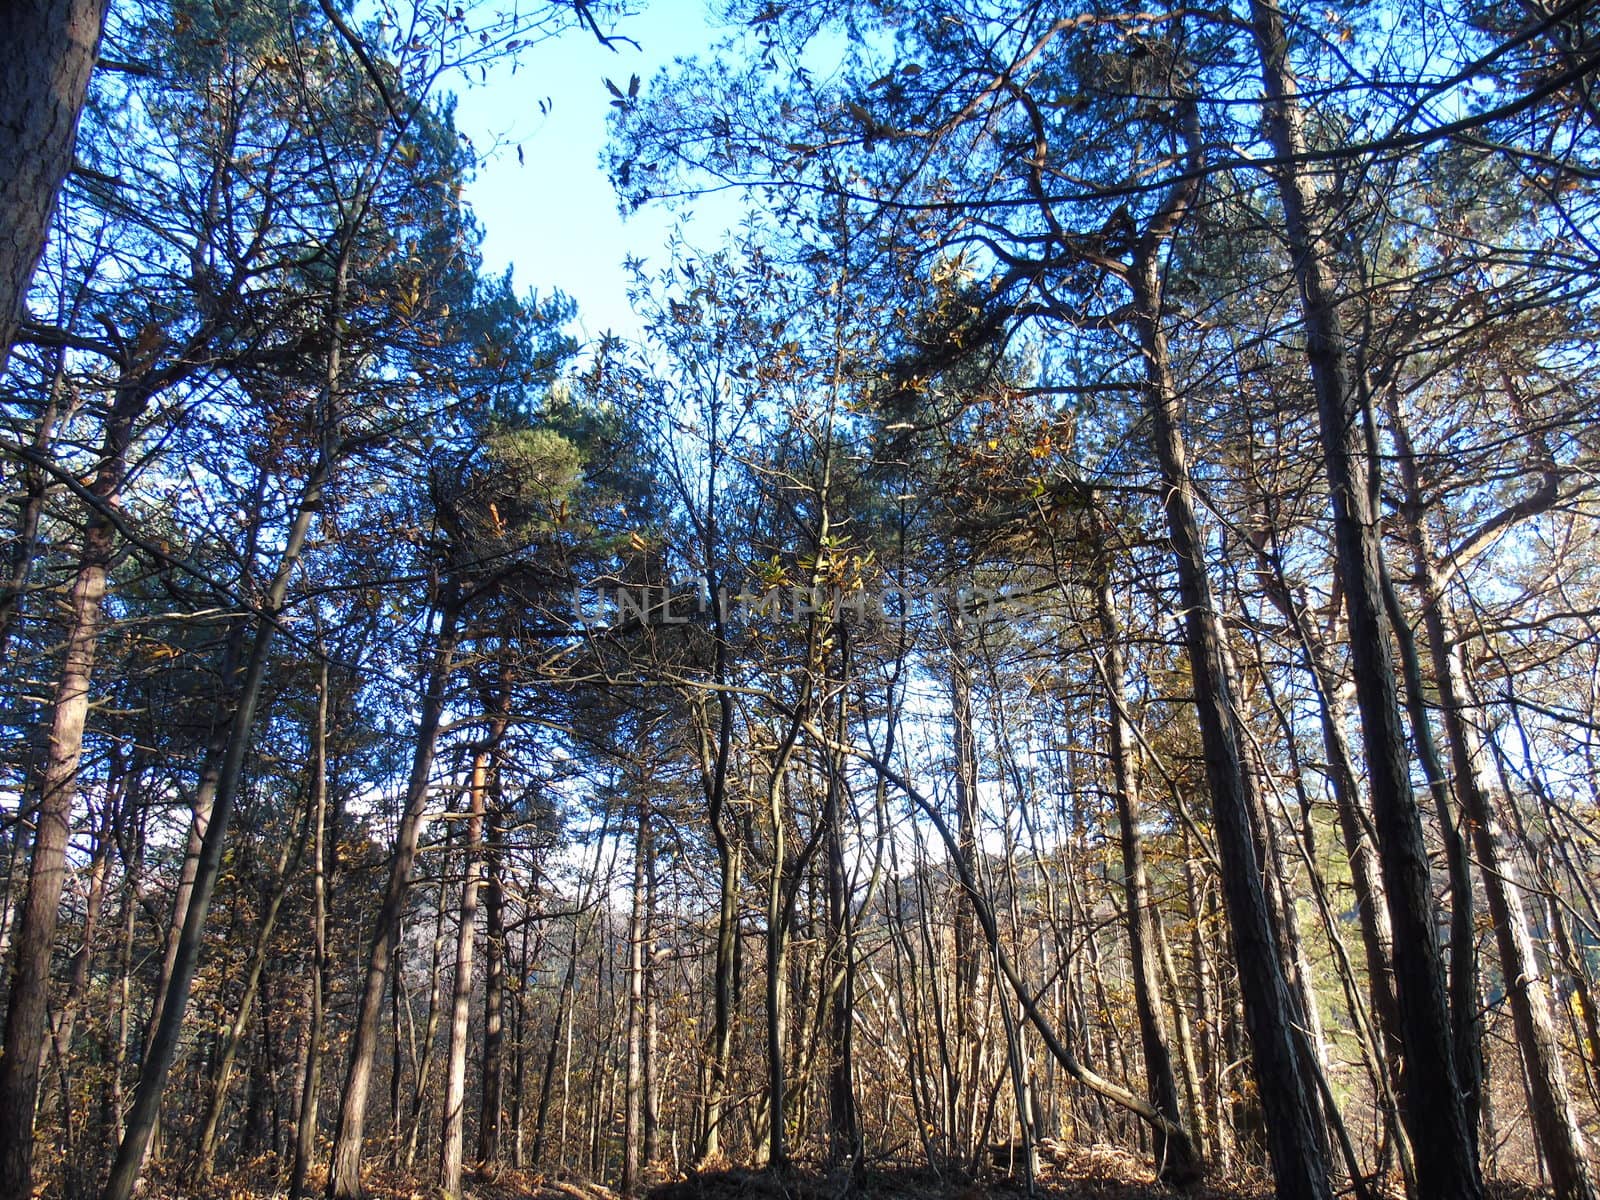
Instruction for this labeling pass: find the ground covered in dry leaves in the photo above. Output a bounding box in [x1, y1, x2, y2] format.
[134, 1144, 1557, 1200]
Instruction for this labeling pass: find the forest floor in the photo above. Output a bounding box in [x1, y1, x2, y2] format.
[133, 1142, 1252, 1200]
[133, 1145, 1557, 1200]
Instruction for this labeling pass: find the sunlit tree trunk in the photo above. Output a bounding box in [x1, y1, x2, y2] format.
[1120, 90, 1331, 1200]
[1096, 562, 1201, 1185]
[623, 799, 650, 1194]
[438, 746, 487, 1200]
[1246, 8, 1483, 1195]
[0, 371, 151, 1200]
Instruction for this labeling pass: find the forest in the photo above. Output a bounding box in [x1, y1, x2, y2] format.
[1, 1, 1599, 1199]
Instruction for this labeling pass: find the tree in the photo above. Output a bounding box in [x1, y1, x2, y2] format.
[0, 0, 108, 372]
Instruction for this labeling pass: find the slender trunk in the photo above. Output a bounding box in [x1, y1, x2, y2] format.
[144, 776, 209, 1087]
[1184, 837, 1228, 1171]
[1380, 556, 1483, 1138]
[49, 765, 122, 1077]
[1153, 901, 1207, 1156]
[0, 373, 151, 1199]
[477, 803, 505, 1172]
[391, 945, 403, 1163]
[106, 813, 143, 1145]
[511, 916, 531, 1169]
[695, 525, 739, 1165]
[948, 611, 982, 1162]
[824, 632, 860, 1175]
[196, 806, 307, 1177]
[404, 875, 451, 1170]
[1247, 8, 1482, 1195]
[623, 801, 649, 1194]
[438, 747, 487, 1200]
[532, 928, 578, 1169]
[1096, 565, 1202, 1185]
[643, 850, 660, 1170]
[764, 770, 790, 1169]
[1123, 96, 1331, 1198]
[328, 599, 460, 1198]
[289, 658, 331, 1200]
[699, 829, 739, 1163]
[1394, 438, 1595, 1200]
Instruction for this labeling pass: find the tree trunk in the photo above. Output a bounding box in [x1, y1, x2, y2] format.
[1246, 8, 1484, 1196]
[1392, 423, 1595, 1200]
[196, 803, 307, 1177]
[1380, 556, 1483, 1141]
[699, 826, 740, 1163]
[623, 801, 649, 1194]
[948, 609, 983, 1163]
[1122, 95, 1331, 1200]
[48, 762, 123, 1083]
[0, 373, 150, 1200]
[328, 599, 460, 1198]
[823, 631, 861, 1175]
[477, 801, 506, 1172]
[643, 845, 660, 1171]
[438, 747, 487, 1200]
[511, 916, 531, 1169]
[0, 0, 109, 372]
[1096, 564, 1202, 1186]
[532, 926, 578, 1169]
[763, 771, 790, 1169]
[404, 874, 452, 1170]
[290, 658, 332, 1200]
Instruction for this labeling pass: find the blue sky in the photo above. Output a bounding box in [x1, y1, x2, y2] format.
[450, 0, 728, 346]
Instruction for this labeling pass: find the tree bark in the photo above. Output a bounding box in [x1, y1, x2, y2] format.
[823, 630, 861, 1175]
[102, 446, 337, 1200]
[623, 799, 650, 1194]
[1096, 564, 1202, 1186]
[0, 372, 150, 1200]
[477, 802, 506, 1172]
[290, 657, 332, 1200]
[1391, 406, 1595, 1200]
[438, 746, 487, 1200]
[0, 0, 109, 372]
[1246, 8, 1484, 1196]
[1120, 90, 1331, 1200]
[328, 598, 460, 1198]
